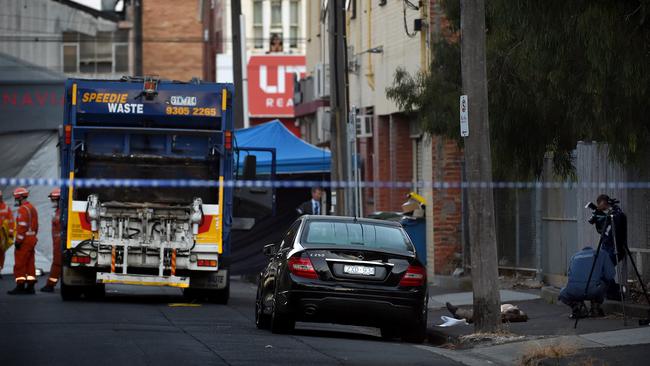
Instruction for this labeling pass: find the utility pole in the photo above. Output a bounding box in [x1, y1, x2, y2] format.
[133, 0, 142, 76]
[460, 0, 501, 332]
[231, 0, 244, 129]
[328, 0, 349, 215]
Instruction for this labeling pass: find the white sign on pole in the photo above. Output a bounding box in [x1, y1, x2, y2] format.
[459, 95, 469, 137]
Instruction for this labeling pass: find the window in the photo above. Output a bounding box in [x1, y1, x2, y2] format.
[290, 0, 300, 48]
[271, 0, 282, 27]
[356, 115, 373, 138]
[253, 0, 263, 48]
[281, 221, 302, 249]
[113, 43, 129, 73]
[62, 44, 79, 73]
[61, 30, 129, 75]
[302, 221, 414, 252]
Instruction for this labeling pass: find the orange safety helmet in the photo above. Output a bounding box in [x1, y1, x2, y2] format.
[13, 187, 29, 199]
[48, 188, 61, 200]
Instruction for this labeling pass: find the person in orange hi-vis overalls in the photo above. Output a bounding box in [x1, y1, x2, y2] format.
[8, 187, 39, 295]
[41, 188, 61, 293]
[0, 190, 16, 279]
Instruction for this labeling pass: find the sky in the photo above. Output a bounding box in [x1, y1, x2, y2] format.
[72, 0, 102, 10]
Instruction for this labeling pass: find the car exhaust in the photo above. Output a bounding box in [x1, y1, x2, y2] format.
[303, 304, 317, 316]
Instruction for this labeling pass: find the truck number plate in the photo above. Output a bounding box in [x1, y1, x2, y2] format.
[343, 265, 375, 276]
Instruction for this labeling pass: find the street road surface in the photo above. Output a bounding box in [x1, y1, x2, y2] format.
[0, 277, 460, 366]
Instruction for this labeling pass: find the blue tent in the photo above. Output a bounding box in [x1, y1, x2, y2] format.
[235, 120, 331, 174]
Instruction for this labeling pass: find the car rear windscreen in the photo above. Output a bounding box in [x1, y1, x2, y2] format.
[302, 221, 414, 252]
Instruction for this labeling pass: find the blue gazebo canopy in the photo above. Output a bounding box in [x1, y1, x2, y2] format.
[235, 120, 331, 174]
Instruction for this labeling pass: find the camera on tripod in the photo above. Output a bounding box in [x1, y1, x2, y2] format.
[585, 198, 620, 229]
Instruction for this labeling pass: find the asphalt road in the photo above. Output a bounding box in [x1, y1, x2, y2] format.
[0, 276, 460, 366]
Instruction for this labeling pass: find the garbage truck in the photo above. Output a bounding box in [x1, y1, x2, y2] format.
[59, 77, 240, 302]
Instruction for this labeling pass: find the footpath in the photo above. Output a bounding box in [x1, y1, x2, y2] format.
[422, 280, 650, 365]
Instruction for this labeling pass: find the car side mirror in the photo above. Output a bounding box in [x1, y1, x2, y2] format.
[263, 243, 278, 257]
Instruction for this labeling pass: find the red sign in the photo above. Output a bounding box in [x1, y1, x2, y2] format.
[247, 55, 306, 117]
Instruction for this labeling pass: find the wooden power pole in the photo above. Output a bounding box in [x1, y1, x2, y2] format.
[231, 0, 244, 129]
[460, 0, 501, 332]
[328, 0, 349, 215]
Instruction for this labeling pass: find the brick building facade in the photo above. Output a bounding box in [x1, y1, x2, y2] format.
[295, 0, 465, 277]
[142, 0, 218, 81]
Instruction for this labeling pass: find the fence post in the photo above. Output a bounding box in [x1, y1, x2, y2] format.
[535, 182, 543, 281]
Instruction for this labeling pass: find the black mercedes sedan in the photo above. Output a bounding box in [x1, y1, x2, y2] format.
[255, 215, 428, 343]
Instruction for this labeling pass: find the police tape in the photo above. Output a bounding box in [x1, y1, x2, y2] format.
[2, 177, 650, 190]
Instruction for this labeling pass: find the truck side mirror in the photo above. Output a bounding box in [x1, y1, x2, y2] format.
[243, 155, 257, 181]
[263, 243, 278, 257]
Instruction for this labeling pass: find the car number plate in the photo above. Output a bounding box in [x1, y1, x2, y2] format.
[343, 265, 375, 276]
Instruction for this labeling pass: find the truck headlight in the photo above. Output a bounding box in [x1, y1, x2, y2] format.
[190, 198, 203, 235]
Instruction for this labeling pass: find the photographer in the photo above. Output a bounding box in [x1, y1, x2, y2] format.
[588, 194, 628, 300]
[559, 245, 615, 318]
[589, 194, 627, 264]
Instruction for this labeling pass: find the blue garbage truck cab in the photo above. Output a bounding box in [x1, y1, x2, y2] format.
[59, 77, 235, 302]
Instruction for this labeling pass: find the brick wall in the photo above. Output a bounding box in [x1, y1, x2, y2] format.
[431, 136, 464, 274]
[359, 136, 375, 215]
[142, 0, 204, 81]
[388, 114, 413, 209]
[372, 115, 391, 211]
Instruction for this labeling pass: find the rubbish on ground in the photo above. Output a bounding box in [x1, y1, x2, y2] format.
[437, 315, 469, 327]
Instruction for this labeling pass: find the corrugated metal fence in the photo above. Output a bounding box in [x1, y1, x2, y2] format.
[495, 142, 650, 286]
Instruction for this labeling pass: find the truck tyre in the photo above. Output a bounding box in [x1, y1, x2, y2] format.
[85, 283, 106, 300]
[207, 285, 229, 305]
[60, 281, 83, 301]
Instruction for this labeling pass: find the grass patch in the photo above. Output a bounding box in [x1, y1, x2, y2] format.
[518, 343, 578, 366]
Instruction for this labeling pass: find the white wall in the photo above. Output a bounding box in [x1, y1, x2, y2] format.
[347, 0, 423, 116]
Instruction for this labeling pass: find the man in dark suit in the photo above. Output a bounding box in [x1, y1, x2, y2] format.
[297, 187, 324, 216]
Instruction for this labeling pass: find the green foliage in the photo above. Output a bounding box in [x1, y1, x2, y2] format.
[387, 0, 650, 179]
[385, 41, 461, 140]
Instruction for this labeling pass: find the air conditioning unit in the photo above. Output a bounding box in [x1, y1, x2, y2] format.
[314, 62, 330, 99]
[356, 115, 373, 138]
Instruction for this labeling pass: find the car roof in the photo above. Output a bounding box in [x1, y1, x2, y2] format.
[302, 215, 402, 227]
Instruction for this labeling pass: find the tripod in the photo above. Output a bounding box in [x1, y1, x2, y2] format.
[574, 211, 650, 328]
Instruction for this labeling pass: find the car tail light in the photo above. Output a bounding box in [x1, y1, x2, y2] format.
[399, 265, 426, 287]
[71, 255, 91, 264]
[288, 255, 318, 279]
[197, 259, 217, 267]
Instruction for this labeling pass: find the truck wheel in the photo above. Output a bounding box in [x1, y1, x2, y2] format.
[207, 285, 229, 305]
[182, 288, 201, 301]
[60, 282, 83, 301]
[85, 283, 106, 300]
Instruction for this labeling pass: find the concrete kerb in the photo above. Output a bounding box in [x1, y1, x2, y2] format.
[419, 327, 650, 366]
[541, 285, 650, 319]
